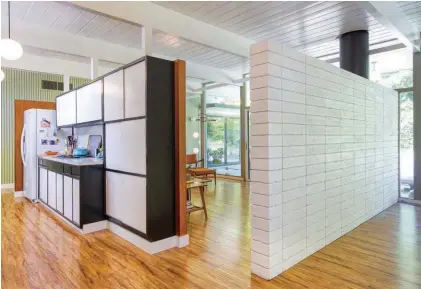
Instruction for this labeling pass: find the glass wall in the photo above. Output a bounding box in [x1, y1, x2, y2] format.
[399, 90, 414, 199]
[186, 94, 201, 156]
[206, 85, 241, 176]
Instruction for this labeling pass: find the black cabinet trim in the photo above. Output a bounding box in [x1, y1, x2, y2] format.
[105, 168, 146, 178]
[107, 215, 148, 240]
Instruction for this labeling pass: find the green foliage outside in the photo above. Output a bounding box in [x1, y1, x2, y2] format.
[375, 69, 413, 149]
[207, 117, 240, 164]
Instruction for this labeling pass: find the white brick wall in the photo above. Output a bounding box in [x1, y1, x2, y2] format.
[250, 40, 399, 280]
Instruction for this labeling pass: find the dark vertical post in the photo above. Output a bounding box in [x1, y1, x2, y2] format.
[340, 30, 369, 79]
[413, 52, 421, 201]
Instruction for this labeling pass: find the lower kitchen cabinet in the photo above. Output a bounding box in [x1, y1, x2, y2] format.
[72, 179, 80, 225]
[56, 174, 64, 214]
[63, 176, 73, 220]
[38, 158, 104, 229]
[48, 171, 57, 209]
[39, 168, 48, 203]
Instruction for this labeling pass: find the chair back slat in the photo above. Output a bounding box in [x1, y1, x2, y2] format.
[186, 154, 198, 165]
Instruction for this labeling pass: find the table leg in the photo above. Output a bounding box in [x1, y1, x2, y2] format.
[199, 186, 208, 219]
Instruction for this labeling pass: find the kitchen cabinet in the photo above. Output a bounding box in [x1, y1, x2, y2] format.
[56, 174, 63, 214]
[56, 91, 76, 126]
[106, 171, 146, 233]
[77, 80, 103, 124]
[104, 70, 124, 121]
[47, 171, 56, 209]
[105, 119, 146, 175]
[72, 179, 80, 225]
[39, 168, 48, 203]
[124, 61, 146, 118]
[63, 176, 73, 220]
[38, 157, 104, 229]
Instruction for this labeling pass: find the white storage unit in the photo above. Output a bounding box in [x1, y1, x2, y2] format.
[105, 119, 146, 175]
[56, 174, 64, 214]
[106, 171, 146, 233]
[124, 61, 146, 118]
[56, 91, 76, 126]
[104, 70, 124, 121]
[72, 179, 80, 225]
[77, 80, 103, 123]
[39, 168, 48, 203]
[63, 176, 73, 220]
[47, 171, 56, 209]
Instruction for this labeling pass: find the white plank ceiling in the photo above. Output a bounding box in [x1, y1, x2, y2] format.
[1, 1, 144, 48]
[2, 1, 419, 75]
[397, 1, 421, 32]
[155, 1, 400, 58]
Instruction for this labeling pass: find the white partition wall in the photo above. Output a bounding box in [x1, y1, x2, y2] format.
[249, 40, 399, 280]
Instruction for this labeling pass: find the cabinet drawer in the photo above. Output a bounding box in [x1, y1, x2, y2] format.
[63, 164, 71, 174]
[47, 162, 63, 174]
[71, 166, 80, 176]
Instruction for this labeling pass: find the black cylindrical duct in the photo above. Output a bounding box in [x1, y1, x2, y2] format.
[339, 30, 369, 79]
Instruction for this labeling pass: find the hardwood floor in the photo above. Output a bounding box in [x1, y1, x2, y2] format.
[2, 180, 421, 289]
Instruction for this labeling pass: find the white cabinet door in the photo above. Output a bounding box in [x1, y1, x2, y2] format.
[39, 168, 48, 203]
[77, 80, 102, 123]
[56, 91, 76, 126]
[56, 174, 64, 214]
[47, 171, 56, 209]
[105, 119, 146, 175]
[72, 179, 80, 225]
[124, 61, 146, 118]
[106, 171, 146, 233]
[104, 70, 124, 121]
[63, 176, 73, 220]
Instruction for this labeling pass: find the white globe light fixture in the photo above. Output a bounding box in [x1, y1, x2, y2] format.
[192, 132, 199, 139]
[1, 2, 23, 61]
[0, 38, 23, 60]
[193, 148, 199, 154]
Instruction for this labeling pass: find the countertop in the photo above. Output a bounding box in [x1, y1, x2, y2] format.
[39, 155, 104, 166]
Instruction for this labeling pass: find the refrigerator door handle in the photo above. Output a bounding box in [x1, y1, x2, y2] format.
[21, 124, 27, 167]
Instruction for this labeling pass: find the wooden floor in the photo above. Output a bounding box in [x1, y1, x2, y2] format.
[2, 180, 421, 289]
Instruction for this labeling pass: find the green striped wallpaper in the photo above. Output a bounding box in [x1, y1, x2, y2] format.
[1, 68, 91, 184]
[70, 76, 90, 89]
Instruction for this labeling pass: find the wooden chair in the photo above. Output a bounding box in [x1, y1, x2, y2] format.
[186, 154, 216, 186]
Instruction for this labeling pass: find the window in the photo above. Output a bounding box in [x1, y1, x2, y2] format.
[206, 85, 241, 177]
[399, 91, 414, 199]
[370, 48, 413, 89]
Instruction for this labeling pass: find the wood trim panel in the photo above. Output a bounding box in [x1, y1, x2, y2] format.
[174, 60, 187, 236]
[14, 100, 56, 191]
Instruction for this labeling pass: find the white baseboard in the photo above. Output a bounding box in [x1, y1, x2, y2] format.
[83, 221, 107, 234]
[176, 234, 190, 248]
[107, 221, 186, 254]
[40, 202, 106, 234]
[1, 183, 14, 189]
[14, 191, 24, 198]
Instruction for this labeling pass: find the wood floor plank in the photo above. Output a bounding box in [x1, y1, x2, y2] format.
[2, 180, 421, 289]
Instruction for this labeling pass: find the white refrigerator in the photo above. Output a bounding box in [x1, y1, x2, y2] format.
[20, 109, 65, 201]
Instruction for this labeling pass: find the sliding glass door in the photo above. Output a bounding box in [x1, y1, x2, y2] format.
[207, 116, 241, 176]
[399, 90, 414, 199]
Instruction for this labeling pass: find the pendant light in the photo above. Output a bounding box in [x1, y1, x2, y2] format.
[0, 1, 23, 61]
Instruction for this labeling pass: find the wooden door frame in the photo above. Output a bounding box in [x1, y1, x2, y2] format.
[174, 60, 187, 237]
[14, 100, 56, 192]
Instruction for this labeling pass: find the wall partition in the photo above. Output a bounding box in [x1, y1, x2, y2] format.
[249, 41, 399, 280]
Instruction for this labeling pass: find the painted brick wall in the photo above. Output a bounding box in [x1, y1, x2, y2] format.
[249, 40, 399, 280]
